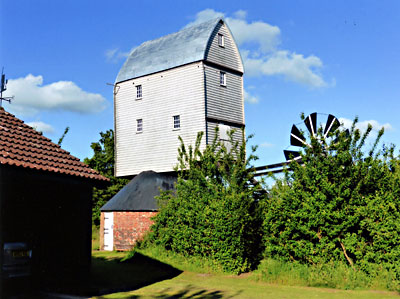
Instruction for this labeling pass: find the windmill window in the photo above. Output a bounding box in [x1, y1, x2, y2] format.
[220, 71, 226, 86]
[218, 33, 224, 47]
[219, 124, 230, 140]
[173, 115, 180, 129]
[136, 119, 143, 133]
[136, 85, 142, 99]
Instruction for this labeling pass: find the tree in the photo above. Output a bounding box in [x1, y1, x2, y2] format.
[145, 129, 264, 274]
[263, 116, 400, 278]
[84, 129, 129, 225]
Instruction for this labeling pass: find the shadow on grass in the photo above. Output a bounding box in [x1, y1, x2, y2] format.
[33, 251, 182, 297]
[88, 251, 183, 296]
[96, 284, 242, 299]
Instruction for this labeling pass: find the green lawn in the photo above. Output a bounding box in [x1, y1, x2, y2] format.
[90, 251, 400, 299]
[94, 271, 399, 299]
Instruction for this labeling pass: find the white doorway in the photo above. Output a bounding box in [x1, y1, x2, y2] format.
[103, 212, 114, 251]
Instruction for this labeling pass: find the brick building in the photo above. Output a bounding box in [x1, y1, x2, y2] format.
[100, 171, 176, 251]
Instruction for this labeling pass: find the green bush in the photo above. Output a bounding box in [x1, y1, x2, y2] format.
[263, 116, 400, 283]
[145, 129, 263, 274]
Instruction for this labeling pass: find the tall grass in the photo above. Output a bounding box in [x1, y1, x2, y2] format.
[134, 245, 226, 274]
[252, 259, 400, 291]
[92, 225, 100, 251]
[134, 245, 399, 292]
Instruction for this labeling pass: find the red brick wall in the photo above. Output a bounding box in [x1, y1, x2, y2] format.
[113, 211, 157, 251]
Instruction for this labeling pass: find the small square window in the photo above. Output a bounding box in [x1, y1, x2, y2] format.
[218, 33, 224, 47]
[173, 115, 180, 129]
[136, 119, 143, 132]
[136, 85, 142, 99]
[220, 71, 226, 86]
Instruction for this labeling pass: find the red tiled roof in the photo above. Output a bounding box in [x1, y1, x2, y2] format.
[0, 107, 108, 181]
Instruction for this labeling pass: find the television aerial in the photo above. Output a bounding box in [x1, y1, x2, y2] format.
[1, 68, 14, 107]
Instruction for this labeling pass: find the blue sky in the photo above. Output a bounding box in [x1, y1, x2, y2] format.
[1, 0, 399, 168]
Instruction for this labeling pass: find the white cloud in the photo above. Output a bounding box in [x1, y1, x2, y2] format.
[225, 18, 280, 53]
[105, 47, 133, 63]
[26, 121, 55, 134]
[244, 89, 259, 104]
[233, 10, 247, 20]
[243, 50, 327, 87]
[185, 9, 224, 27]
[339, 117, 393, 133]
[260, 142, 274, 148]
[3, 74, 107, 116]
[187, 9, 329, 88]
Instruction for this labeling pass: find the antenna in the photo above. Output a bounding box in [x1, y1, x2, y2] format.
[0, 67, 14, 107]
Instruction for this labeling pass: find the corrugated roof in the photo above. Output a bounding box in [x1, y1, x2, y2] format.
[116, 18, 222, 83]
[0, 107, 108, 181]
[101, 171, 177, 211]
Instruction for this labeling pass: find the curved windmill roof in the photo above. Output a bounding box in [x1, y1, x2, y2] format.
[116, 18, 240, 83]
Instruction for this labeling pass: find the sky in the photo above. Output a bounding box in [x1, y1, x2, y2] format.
[1, 0, 399, 168]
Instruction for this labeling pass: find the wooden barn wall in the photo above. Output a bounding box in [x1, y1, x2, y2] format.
[204, 65, 244, 124]
[0, 165, 92, 290]
[205, 22, 243, 73]
[114, 62, 207, 177]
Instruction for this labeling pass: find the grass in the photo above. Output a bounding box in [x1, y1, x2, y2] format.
[90, 248, 400, 299]
[92, 225, 100, 251]
[134, 245, 400, 292]
[133, 245, 226, 274]
[90, 250, 182, 296]
[252, 259, 400, 291]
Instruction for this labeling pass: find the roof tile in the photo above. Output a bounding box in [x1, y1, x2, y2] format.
[0, 107, 108, 181]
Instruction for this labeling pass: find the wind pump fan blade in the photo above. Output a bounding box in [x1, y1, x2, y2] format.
[304, 112, 317, 137]
[324, 114, 340, 138]
[332, 128, 350, 144]
[284, 150, 301, 161]
[290, 124, 307, 147]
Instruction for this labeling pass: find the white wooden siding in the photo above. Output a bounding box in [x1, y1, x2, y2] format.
[204, 65, 244, 124]
[205, 22, 244, 73]
[115, 62, 206, 177]
[207, 121, 244, 146]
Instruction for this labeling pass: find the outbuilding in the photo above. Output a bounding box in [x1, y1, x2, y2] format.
[100, 171, 176, 251]
[0, 107, 108, 294]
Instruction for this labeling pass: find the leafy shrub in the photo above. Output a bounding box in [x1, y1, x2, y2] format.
[263, 116, 400, 282]
[145, 129, 263, 274]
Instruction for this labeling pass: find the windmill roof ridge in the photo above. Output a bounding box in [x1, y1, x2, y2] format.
[116, 18, 223, 83]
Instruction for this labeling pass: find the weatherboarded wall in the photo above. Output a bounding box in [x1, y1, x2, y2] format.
[204, 65, 244, 124]
[115, 62, 207, 177]
[206, 121, 244, 146]
[205, 22, 243, 73]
